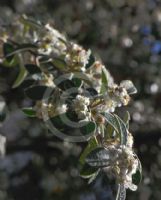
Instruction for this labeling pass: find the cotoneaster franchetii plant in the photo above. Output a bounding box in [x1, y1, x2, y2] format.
[0, 15, 142, 200]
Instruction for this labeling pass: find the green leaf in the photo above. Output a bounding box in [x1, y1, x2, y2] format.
[114, 114, 128, 145]
[49, 113, 67, 129]
[57, 79, 74, 91]
[86, 88, 98, 97]
[72, 78, 82, 88]
[80, 121, 96, 136]
[25, 85, 53, 100]
[49, 114, 96, 138]
[12, 63, 27, 88]
[123, 111, 130, 129]
[100, 68, 108, 94]
[49, 112, 79, 135]
[52, 58, 67, 71]
[80, 163, 98, 179]
[73, 73, 93, 87]
[79, 137, 98, 165]
[85, 52, 95, 69]
[17, 43, 37, 49]
[104, 124, 115, 140]
[120, 80, 137, 95]
[88, 169, 100, 184]
[65, 111, 78, 122]
[22, 107, 36, 117]
[56, 77, 82, 91]
[102, 112, 119, 133]
[2, 58, 18, 68]
[85, 147, 111, 167]
[4, 44, 37, 59]
[132, 156, 142, 186]
[102, 113, 128, 145]
[3, 43, 15, 63]
[20, 79, 36, 89]
[39, 56, 51, 63]
[20, 15, 42, 29]
[25, 64, 41, 74]
[132, 170, 142, 186]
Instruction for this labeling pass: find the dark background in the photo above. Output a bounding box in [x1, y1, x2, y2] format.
[0, 0, 161, 199]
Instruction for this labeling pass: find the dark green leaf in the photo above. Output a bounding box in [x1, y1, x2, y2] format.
[88, 169, 100, 184]
[25, 64, 41, 74]
[132, 156, 142, 186]
[49, 114, 66, 129]
[80, 121, 96, 136]
[16, 43, 37, 50]
[80, 163, 98, 178]
[86, 88, 98, 97]
[49, 112, 78, 133]
[39, 56, 51, 63]
[25, 85, 53, 100]
[85, 147, 111, 167]
[72, 78, 82, 88]
[49, 114, 96, 138]
[22, 107, 36, 117]
[132, 170, 142, 186]
[79, 137, 98, 165]
[4, 44, 37, 59]
[56, 79, 75, 91]
[20, 79, 36, 89]
[85, 52, 95, 69]
[3, 43, 15, 63]
[56, 77, 82, 91]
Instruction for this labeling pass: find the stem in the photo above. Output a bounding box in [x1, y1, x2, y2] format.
[116, 184, 126, 200]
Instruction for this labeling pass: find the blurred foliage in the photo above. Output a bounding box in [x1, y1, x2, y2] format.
[0, 0, 161, 200]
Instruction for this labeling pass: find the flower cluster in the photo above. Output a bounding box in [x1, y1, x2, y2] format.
[99, 131, 139, 191]
[102, 84, 130, 112]
[103, 144, 138, 191]
[65, 43, 91, 72]
[73, 95, 91, 120]
[38, 23, 67, 56]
